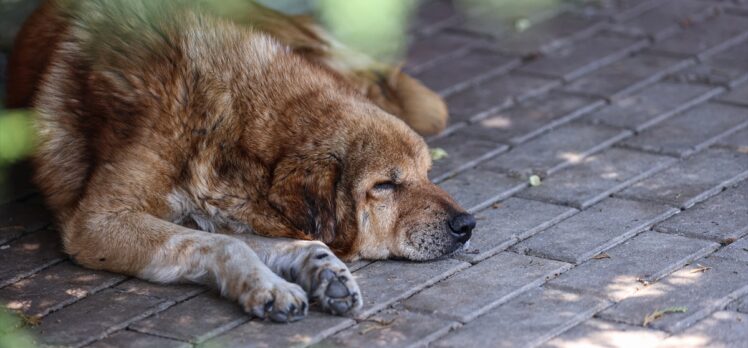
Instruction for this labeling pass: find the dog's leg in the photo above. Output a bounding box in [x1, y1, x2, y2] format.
[231, 233, 362, 315]
[63, 210, 309, 322]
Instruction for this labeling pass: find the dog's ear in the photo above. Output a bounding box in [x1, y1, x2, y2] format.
[268, 154, 340, 243]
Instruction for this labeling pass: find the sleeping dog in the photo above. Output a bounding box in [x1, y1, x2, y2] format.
[7, 0, 475, 322]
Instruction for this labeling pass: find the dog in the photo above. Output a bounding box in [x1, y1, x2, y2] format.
[6, 0, 476, 322]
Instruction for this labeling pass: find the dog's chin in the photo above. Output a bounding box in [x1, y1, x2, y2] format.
[397, 240, 470, 262]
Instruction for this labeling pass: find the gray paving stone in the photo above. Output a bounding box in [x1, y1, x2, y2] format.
[562, 53, 691, 99]
[473, 91, 605, 144]
[540, 318, 668, 348]
[206, 311, 354, 348]
[670, 39, 748, 87]
[130, 292, 248, 343]
[513, 198, 679, 264]
[0, 196, 52, 234]
[727, 291, 748, 313]
[480, 12, 605, 55]
[656, 181, 748, 242]
[32, 288, 168, 347]
[619, 102, 748, 157]
[415, 47, 519, 95]
[517, 148, 677, 209]
[315, 306, 457, 348]
[598, 256, 748, 332]
[431, 287, 610, 348]
[352, 258, 469, 319]
[480, 122, 631, 178]
[519, 34, 646, 81]
[572, 0, 662, 21]
[583, 81, 722, 132]
[660, 311, 748, 347]
[438, 168, 526, 212]
[445, 72, 560, 123]
[405, 252, 571, 322]
[114, 279, 205, 302]
[0, 261, 125, 318]
[618, 0, 714, 38]
[715, 237, 748, 262]
[615, 148, 748, 208]
[405, 30, 480, 72]
[0, 229, 65, 288]
[427, 135, 507, 183]
[455, 197, 578, 263]
[718, 82, 748, 106]
[716, 127, 748, 153]
[548, 231, 719, 301]
[650, 12, 748, 57]
[88, 330, 190, 348]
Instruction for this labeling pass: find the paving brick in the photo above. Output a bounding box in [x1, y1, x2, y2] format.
[617, 0, 714, 38]
[583, 81, 722, 132]
[480, 122, 631, 178]
[615, 148, 748, 208]
[32, 288, 168, 347]
[431, 287, 610, 348]
[0, 229, 65, 288]
[517, 148, 677, 209]
[438, 168, 525, 212]
[415, 47, 519, 95]
[445, 72, 560, 123]
[0, 261, 125, 318]
[412, 0, 461, 35]
[650, 12, 748, 58]
[346, 260, 373, 272]
[427, 135, 507, 183]
[519, 34, 646, 81]
[727, 292, 748, 313]
[0, 196, 53, 234]
[404, 30, 480, 72]
[130, 292, 248, 343]
[548, 231, 719, 301]
[456, 197, 577, 263]
[404, 252, 571, 322]
[670, 39, 748, 87]
[656, 181, 748, 242]
[572, 0, 662, 21]
[88, 330, 189, 348]
[660, 311, 748, 347]
[598, 256, 748, 332]
[513, 198, 679, 264]
[114, 279, 205, 302]
[540, 318, 668, 348]
[620, 102, 748, 157]
[206, 311, 354, 348]
[315, 306, 457, 348]
[716, 126, 748, 154]
[715, 237, 748, 262]
[718, 82, 748, 106]
[476, 12, 605, 55]
[352, 258, 469, 318]
[562, 53, 691, 99]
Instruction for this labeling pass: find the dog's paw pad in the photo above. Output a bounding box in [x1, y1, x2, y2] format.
[312, 266, 361, 315]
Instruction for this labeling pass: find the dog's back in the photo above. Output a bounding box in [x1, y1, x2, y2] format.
[9, 0, 301, 220]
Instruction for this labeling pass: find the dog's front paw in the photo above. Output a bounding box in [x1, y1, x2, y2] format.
[304, 251, 362, 315]
[238, 272, 308, 323]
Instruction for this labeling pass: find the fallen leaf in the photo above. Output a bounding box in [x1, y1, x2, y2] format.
[643, 307, 687, 326]
[529, 175, 542, 187]
[429, 148, 448, 161]
[720, 237, 737, 246]
[491, 202, 502, 209]
[690, 264, 711, 273]
[592, 252, 611, 260]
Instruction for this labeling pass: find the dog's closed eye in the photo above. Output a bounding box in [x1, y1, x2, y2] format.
[372, 181, 396, 191]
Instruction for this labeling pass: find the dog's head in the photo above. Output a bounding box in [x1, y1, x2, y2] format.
[267, 101, 474, 261]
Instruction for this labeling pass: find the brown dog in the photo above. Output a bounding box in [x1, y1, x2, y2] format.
[7, 0, 475, 322]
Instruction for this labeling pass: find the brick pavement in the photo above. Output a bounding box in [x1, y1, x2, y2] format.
[2, 0, 748, 346]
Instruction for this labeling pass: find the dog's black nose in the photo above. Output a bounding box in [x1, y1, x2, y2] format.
[449, 213, 475, 243]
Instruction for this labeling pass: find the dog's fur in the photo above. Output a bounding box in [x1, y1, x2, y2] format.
[7, 0, 473, 321]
